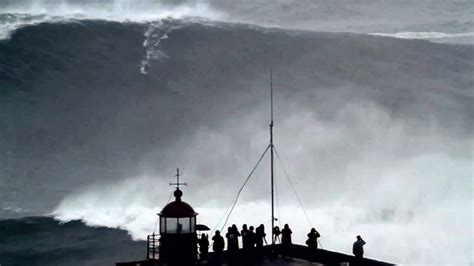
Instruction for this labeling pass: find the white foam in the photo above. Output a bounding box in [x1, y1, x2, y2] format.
[140, 21, 185, 75]
[50, 99, 472, 264]
[51, 153, 473, 264]
[1, 205, 27, 214]
[0, 1, 224, 39]
[369, 31, 474, 40]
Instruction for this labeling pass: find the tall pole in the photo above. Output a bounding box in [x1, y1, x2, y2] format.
[270, 69, 275, 245]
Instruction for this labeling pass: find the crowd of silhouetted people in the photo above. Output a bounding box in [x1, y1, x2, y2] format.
[199, 223, 271, 263]
[197, 223, 366, 264]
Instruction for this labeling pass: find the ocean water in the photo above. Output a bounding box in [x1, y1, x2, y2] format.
[0, 1, 473, 265]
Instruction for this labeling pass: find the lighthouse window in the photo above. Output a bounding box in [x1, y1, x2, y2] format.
[166, 218, 178, 233]
[190, 217, 196, 233]
[179, 218, 191, 233]
[160, 217, 166, 234]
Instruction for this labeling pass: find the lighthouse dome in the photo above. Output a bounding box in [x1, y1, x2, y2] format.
[159, 189, 198, 217]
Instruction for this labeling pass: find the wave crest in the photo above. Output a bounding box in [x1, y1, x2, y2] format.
[369, 31, 474, 40]
[51, 176, 167, 240]
[0, 1, 223, 40]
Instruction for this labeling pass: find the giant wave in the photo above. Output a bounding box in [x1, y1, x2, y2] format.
[0, 18, 473, 265]
[1, 0, 474, 44]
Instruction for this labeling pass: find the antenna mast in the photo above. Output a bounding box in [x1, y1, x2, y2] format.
[270, 69, 275, 245]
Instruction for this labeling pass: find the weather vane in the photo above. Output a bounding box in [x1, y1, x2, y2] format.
[169, 168, 187, 189]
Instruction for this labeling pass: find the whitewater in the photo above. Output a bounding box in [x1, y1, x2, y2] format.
[0, 1, 473, 265]
[1, 0, 473, 44]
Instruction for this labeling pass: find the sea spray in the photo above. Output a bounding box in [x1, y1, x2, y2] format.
[0, 1, 223, 40]
[51, 154, 472, 264]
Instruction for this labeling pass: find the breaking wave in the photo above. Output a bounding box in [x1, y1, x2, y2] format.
[0, 2, 222, 40]
[1, 16, 473, 266]
[369, 31, 474, 40]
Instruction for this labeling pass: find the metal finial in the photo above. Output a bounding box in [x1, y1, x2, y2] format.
[170, 168, 187, 190]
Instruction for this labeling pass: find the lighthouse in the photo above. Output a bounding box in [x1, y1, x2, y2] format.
[158, 169, 198, 264]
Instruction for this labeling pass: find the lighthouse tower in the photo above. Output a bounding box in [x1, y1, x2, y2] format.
[158, 169, 198, 264]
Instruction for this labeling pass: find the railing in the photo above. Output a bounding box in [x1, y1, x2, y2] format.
[147, 233, 159, 260]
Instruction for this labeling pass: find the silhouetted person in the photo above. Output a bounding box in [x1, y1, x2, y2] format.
[212, 230, 225, 254]
[306, 228, 321, 249]
[232, 224, 241, 245]
[281, 224, 292, 247]
[226, 226, 239, 252]
[255, 224, 266, 248]
[352, 235, 366, 259]
[241, 224, 250, 249]
[249, 226, 257, 248]
[198, 233, 209, 261]
[273, 226, 281, 243]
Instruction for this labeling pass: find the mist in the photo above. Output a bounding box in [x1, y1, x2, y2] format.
[52, 97, 472, 264]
